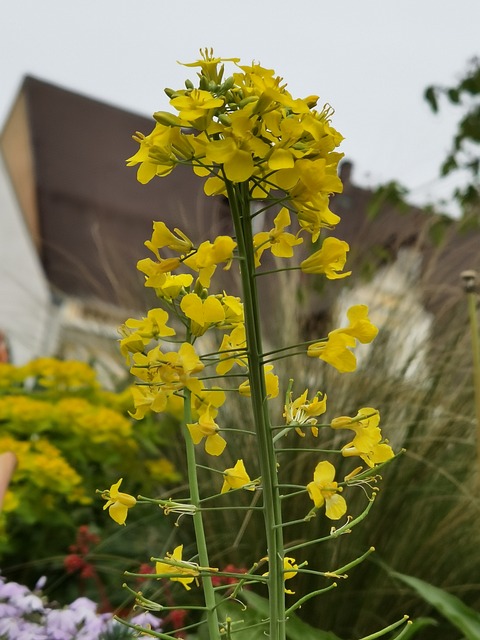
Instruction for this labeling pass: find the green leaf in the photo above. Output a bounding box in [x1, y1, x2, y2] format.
[424, 86, 439, 112]
[447, 88, 461, 104]
[392, 571, 480, 640]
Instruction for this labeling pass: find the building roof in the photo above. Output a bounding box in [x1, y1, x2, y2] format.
[0, 76, 229, 310]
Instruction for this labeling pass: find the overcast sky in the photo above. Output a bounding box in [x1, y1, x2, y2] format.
[1, 0, 479, 215]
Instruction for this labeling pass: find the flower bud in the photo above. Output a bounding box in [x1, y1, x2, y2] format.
[221, 76, 235, 92]
[331, 416, 353, 429]
[238, 96, 259, 108]
[153, 111, 183, 127]
[304, 94, 319, 108]
[217, 113, 232, 126]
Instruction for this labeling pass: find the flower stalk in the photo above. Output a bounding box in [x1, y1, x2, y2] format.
[101, 49, 399, 640]
[227, 179, 286, 637]
[182, 386, 220, 638]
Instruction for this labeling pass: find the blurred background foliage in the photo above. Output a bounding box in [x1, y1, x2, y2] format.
[0, 357, 183, 606]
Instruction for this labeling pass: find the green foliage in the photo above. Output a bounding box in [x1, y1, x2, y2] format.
[0, 357, 181, 598]
[392, 571, 480, 640]
[425, 57, 480, 211]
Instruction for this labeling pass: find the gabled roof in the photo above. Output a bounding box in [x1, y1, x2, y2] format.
[0, 76, 229, 309]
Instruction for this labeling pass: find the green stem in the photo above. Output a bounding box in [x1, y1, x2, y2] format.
[183, 386, 220, 640]
[227, 179, 286, 639]
[285, 583, 338, 616]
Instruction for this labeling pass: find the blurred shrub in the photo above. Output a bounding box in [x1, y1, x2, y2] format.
[0, 358, 181, 598]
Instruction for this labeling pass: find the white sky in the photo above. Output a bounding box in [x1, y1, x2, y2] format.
[1, 0, 479, 215]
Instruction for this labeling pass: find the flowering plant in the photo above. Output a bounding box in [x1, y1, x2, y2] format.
[0, 574, 161, 639]
[0, 358, 180, 595]
[101, 50, 403, 639]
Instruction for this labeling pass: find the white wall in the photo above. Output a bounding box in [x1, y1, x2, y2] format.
[0, 153, 52, 363]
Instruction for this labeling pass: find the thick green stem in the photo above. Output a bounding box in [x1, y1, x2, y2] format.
[183, 386, 220, 639]
[227, 179, 286, 639]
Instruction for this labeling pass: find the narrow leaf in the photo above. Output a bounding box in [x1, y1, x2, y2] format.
[392, 571, 480, 640]
[424, 86, 439, 112]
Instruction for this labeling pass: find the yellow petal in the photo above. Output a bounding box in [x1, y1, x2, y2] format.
[268, 148, 294, 170]
[224, 150, 254, 182]
[109, 502, 129, 526]
[205, 433, 227, 456]
[313, 460, 336, 484]
[325, 494, 347, 520]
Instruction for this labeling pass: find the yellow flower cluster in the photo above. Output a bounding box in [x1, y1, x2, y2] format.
[54, 398, 137, 452]
[0, 359, 182, 555]
[0, 435, 89, 516]
[282, 389, 394, 520]
[0, 358, 99, 391]
[108, 54, 397, 616]
[331, 407, 394, 468]
[127, 50, 344, 245]
[0, 395, 136, 454]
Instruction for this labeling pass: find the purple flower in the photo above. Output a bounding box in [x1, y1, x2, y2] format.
[130, 611, 163, 630]
[0, 573, 164, 639]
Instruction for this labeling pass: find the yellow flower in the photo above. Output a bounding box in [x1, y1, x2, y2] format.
[332, 304, 378, 344]
[180, 293, 225, 336]
[204, 136, 256, 183]
[119, 308, 176, 360]
[218, 294, 244, 327]
[331, 408, 394, 468]
[295, 195, 341, 242]
[308, 305, 378, 373]
[129, 385, 169, 420]
[191, 385, 226, 419]
[126, 123, 178, 183]
[239, 364, 279, 399]
[253, 208, 303, 266]
[283, 389, 327, 437]
[216, 325, 247, 375]
[183, 236, 237, 287]
[137, 256, 181, 276]
[102, 478, 136, 525]
[306, 461, 347, 520]
[283, 557, 299, 594]
[262, 556, 299, 594]
[170, 89, 224, 123]
[179, 49, 240, 83]
[221, 460, 255, 493]
[126, 308, 176, 340]
[155, 544, 199, 590]
[145, 221, 194, 256]
[152, 272, 194, 300]
[187, 407, 227, 456]
[307, 332, 357, 373]
[300, 237, 351, 279]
